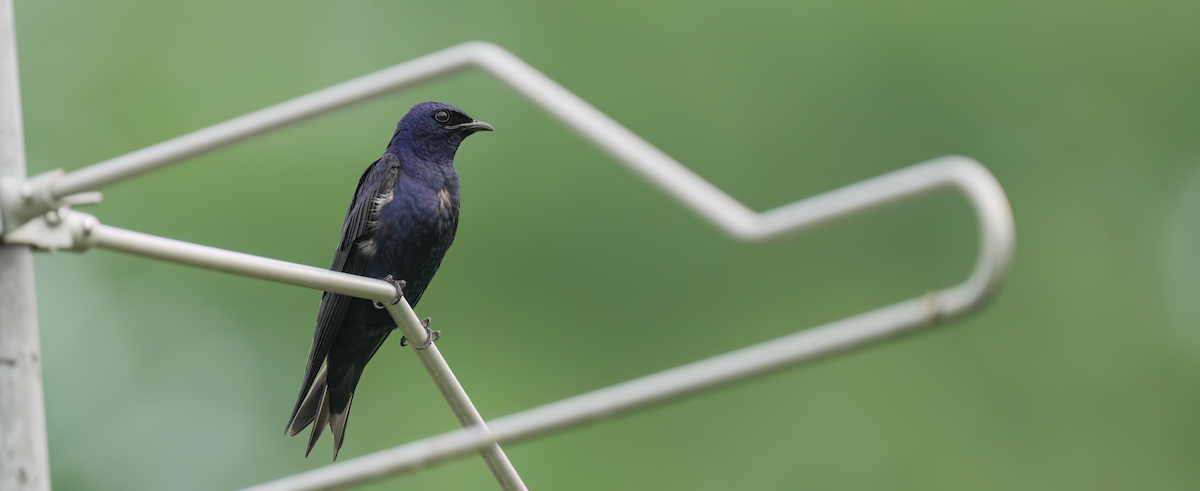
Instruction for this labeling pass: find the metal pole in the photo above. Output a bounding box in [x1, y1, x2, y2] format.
[0, 1, 51, 490]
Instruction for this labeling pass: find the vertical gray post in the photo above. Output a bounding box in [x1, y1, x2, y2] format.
[0, 1, 51, 490]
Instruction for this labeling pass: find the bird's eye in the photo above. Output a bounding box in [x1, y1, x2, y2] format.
[434, 110, 450, 123]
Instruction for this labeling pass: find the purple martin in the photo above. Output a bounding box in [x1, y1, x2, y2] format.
[286, 101, 493, 460]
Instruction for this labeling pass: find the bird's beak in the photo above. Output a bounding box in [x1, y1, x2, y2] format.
[445, 120, 495, 132]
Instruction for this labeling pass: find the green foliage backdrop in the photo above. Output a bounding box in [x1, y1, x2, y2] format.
[17, 0, 1200, 489]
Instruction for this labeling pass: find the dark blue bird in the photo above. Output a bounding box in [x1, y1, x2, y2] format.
[286, 101, 493, 460]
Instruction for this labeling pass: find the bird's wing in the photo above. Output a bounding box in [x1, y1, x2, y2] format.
[286, 153, 401, 432]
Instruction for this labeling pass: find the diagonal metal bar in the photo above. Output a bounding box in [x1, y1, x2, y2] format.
[380, 299, 526, 490]
[240, 292, 946, 491]
[46, 42, 496, 200]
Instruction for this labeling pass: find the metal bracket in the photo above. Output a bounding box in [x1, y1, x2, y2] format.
[1, 207, 98, 252]
[0, 168, 102, 235]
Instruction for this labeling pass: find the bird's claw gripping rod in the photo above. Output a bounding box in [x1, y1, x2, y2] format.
[0, 41, 1014, 491]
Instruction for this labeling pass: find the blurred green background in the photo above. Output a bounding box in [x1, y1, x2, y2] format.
[15, 0, 1200, 489]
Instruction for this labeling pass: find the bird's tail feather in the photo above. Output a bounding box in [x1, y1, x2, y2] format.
[289, 333, 389, 460]
[329, 394, 354, 461]
[287, 364, 327, 437]
[287, 363, 333, 459]
[306, 388, 330, 458]
[287, 362, 355, 460]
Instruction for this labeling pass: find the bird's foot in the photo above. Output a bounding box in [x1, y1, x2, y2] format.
[400, 317, 440, 350]
[380, 275, 406, 306]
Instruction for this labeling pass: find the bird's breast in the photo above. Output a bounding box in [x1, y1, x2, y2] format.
[372, 181, 457, 250]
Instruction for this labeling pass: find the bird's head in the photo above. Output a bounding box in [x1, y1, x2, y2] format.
[390, 101, 493, 161]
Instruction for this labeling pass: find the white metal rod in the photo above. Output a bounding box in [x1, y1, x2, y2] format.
[47, 44, 483, 199]
[77, 154, 1011, 323]
[89, 222, 529, 489]
[383, 303, 527, 491]
[43, 42, 755, 233]
[29, 42, 1014, 314]
[83, 156, 1009, 321]
[89, 224, 398, 302]
[0, 1, 52, 489]
[34, 42, 1011, 314]
[240, 294, 942, 491]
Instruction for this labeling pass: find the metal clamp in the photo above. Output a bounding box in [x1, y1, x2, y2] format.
[0, 168, 102, 235]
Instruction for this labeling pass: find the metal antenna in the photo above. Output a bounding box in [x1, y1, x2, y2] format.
[0, 39, 1014, 491]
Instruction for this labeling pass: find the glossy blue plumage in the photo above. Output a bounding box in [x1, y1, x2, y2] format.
[285, 101, 492, 459]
